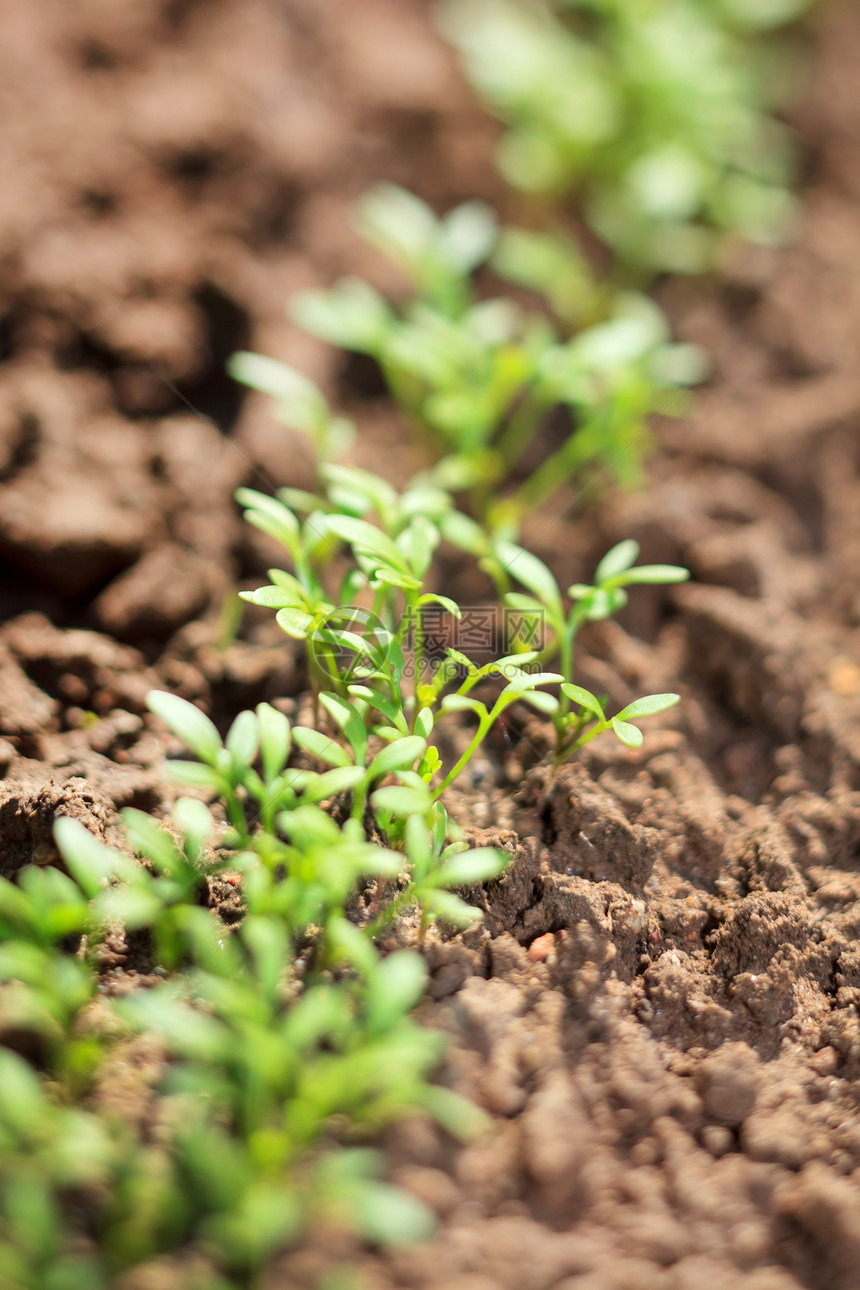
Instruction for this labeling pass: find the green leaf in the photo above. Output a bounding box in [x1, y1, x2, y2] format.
[321, 463, 398, 514]
[52, 818, 134, 899]
[257, 702, 291, 781]
[560, 683, 605, 718]
[506, 670, 563, 690]
[173, 798, 213, 865]
[291, 279, 391, 353]
[268, 567, 307, 596]
[227, 353, 328, 432]
[366, 951, 428, 1030]
[394, 513, 439, 573]
[357, 184, 438, 274]
[441, 200, 498, 272]
[301, 766, 367, 803]
[485, 651, 540, 673]
[595, 540, 640, 585]
[440, 508, 489, 554]
[293, 727, 352, 768]
[242, 915, 290, 998]
[147, 691, 222, 765]
[418, 593, 462, 619]
[283, 983, 350, 1050]
[327, 914, 378, 977]
[432, 847, 508, 887]
[95, 885, 164, 930]
[325, 515, 408, 571]
[348, 686, 409, 735]
[372, 567, 423, 592]
[615, 564, 690, 586]
[371, 785, 433, 817]
[213, 1185, 302, 1265]
[504, 592, 546, 615]
[322, 697, 368, 764]
[495, 541, 561, 612]
[610, 718, 644, 748]
[445, 648, 479, 675]
[368, 736, 427, 781]
[164, 761, 223, 790]
[121, 991, 228, 1061]
[278, 804, 342, 847]
[581, 586, 628, 621]
[419, 1083, 489, 1141]
[615, 693, 680, 721]
[424, 889, 484, 927]
[518, 689, 559, 714]
[339, 843, 403, 877]
[239, 585, 307, 609]
[439, 694, 486, 717]
[0, 1050, 47, 1132]
[349, 1181, 436, 1247]
[275, 607, 314, 639]
[225, 709, 259, 768]
[235, 487, 300, 548]
[414, 708, 435, 739]
[121, 809, 185, 878]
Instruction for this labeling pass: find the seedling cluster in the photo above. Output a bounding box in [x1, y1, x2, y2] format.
[232, 185, 706, 529]
[0, 0, 816, 1284]
[439, 0, 813, 274]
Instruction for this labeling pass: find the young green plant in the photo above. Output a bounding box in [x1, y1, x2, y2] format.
[439, 0, 810, 275]
[233, 187, 705, 531]
[491, 537, 689, 763]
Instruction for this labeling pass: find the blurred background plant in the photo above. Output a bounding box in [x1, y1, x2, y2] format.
[438, 0, 814, 275]
[232, 186, 707, 533]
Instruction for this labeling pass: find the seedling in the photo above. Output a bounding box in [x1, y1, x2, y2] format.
[439, 0, 809, 274]
[490, 537, 689, 763]
[236, 472, 568, 796]
[0, 3, 732, 1270]
[226, 351, 355, 467]
[39, 688, 505, 1283]
[233, 186, 704, 529]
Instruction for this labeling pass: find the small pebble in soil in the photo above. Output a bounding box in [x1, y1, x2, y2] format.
[810, 1046, 839, 1076]
[828, 656, 860, 696]
[701, 1124, 734, 1157]
[527, 932, 556, 962]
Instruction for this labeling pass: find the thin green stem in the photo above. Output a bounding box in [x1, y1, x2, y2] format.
[512, 418, 600, 515]
[495, 384, 548, 472]
[558, 619, 576, 719]
[411, 600, 424, 726]
[553, 717, 610, 766]
[433, 714, 492, 799]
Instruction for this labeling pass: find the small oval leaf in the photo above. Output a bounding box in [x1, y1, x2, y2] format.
[595, 540, 640, 585]
[368, 736, 427, 781]
[147, 691, 222, 765]
[610, 718, 644, 748]
[615, 693, 680, 721]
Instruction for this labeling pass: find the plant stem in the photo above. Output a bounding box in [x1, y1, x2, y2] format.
[411, 599, 424, 726]
[553, 717, 609, 766]
[495, 383, 547, 473]
[433, 714, 492, 798]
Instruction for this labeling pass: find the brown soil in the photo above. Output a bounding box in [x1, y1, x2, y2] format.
[2, 1, 860, 1288]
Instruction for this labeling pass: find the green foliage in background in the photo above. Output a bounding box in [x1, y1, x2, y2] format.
[5, 0, 814, 1280]
[439, 0, 813, 273]
[238, 186, 705, 524]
